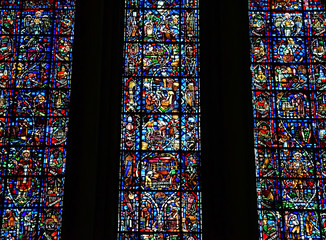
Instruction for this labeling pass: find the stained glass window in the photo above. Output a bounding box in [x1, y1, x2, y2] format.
[249, 0, 326, 239]
[0, 1, 75, 239]
[119, 1, 201, 239]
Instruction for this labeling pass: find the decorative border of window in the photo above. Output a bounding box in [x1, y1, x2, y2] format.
[0, 1, 75, 239]
[249, 0, 326, 239]
[119, 1, 202, 239]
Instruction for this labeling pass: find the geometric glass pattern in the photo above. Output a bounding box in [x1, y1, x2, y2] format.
[119, 1, 201, 239]
[249, 0, 326, 239]
[0, 1, 75, 239]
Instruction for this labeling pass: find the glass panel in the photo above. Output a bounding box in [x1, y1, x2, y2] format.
[0, 1, 75, 239]
[249, 0, 326, 239]
[119, 0, 201, 238]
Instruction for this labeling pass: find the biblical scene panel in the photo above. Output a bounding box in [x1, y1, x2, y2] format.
[142, 114, 180, 151]
[142, 77, 180, 113]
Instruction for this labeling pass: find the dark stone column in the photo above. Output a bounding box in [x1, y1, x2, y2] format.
[201, 0, 259, 239]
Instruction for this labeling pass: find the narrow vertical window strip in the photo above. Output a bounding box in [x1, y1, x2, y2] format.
[119, 1, 202, 239]
[0, 1, 75, 239]
[249, 0, 326, 239]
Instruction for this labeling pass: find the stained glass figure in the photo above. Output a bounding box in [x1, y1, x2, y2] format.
[119, 0, 201, 239]
[249, 0, 326, 239]
[0, 1, 75, 239]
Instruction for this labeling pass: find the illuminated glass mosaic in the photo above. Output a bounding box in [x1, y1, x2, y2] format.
[0, 1, 75, 239]
[119, 1, 201, 239]
[249, 0, 326, 239]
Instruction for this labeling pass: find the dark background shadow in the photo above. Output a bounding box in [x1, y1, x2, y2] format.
[62, 0, 259, 239]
